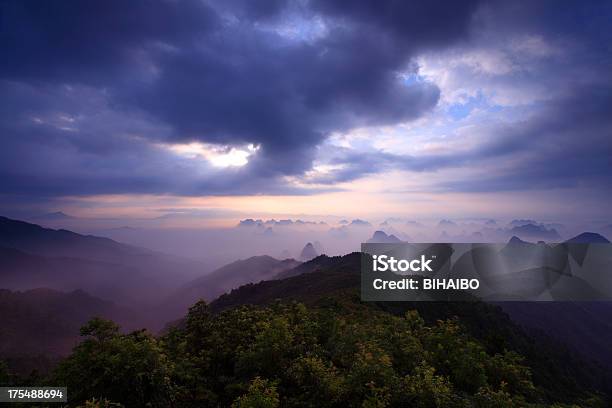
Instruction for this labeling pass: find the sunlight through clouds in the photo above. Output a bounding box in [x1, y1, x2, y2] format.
[164, 142, 260, 168]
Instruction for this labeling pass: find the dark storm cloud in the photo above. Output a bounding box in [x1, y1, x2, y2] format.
[0, 0, 611, 203]
[310, 0, 480, 49]
[0, 0, 481, 198]
[118, 0, 475, 175]
[0, 0, 218, 83]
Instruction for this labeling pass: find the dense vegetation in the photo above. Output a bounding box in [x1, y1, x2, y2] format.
[1, 252, 609, 406]
[2, 293, 606, 407]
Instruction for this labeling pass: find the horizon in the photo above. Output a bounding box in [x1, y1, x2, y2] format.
[3, 212, 610, 268]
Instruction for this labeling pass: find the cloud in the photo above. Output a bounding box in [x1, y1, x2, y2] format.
[299, 0, 612, 196]
[0, 0, 218, 83]
[0, 0, 484, 199]
[0, 0, 611, 216]
[307, 81, 612, 194]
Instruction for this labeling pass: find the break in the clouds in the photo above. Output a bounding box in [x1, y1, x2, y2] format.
[0, 0, 611, 214]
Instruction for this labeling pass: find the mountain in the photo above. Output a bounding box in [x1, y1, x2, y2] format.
[299, 242, 318, 261]
[509, 223, 561, 241]
[508, 235, 528, 244]
[0, 216, 206, 308]
[274, 254, 347, 280]
[565, 232, 610, 243]
[438, 219, 456, 227]
[366, 230, 401, 243]
[160, 255, 301, 321]
[0, 288, 141, 375]
[0, 215, 172, 264]
[212, 253, 361, 312]
[206, 252, 610, 401]
[61, 270, 609, 407]
[0, 245, 141, 304]
[509, 219, 538, 227]
[349, 219, 371, 226]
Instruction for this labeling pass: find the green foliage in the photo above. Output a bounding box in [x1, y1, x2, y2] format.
[76, 398, 124, 408]
[423, 318, 488, 393]
[54, 319, 172, 407]
[485, 351, 536, 397]
[79, 317, 120, 342]
[397, 361, 453, 407]
[232, 377, 280, 408]
[286, 355, 345, 406]
[473, 384, 518, 408]
[48, 299, 606, 407]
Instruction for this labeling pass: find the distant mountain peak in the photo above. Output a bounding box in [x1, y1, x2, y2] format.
[565, 232, 610, 244]
[438, 219, 456, 227]
[508, 236, 528, 244]
[367, 230, 401, 243]
[509, 223, 561, 241]
[509, 219, 538, 227]
[300, 242, 319, 261]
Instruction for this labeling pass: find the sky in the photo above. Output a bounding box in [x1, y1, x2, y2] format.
[1, 0, 611, 225]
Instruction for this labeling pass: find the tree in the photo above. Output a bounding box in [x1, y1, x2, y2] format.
[232, 377, 279, 408]
[54, 319, 172, 407]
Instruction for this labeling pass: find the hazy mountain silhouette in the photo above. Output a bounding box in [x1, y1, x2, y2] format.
[0, 216, 206, 307]
[366, 230, 402, 243]
[0, 288, 140, 373]
[509, 219, 538, 227]
[273, 254, 348, 280]
[211, 253, 362, 312]
[349, 219, 371, 227]
[160, 255, 301, 321]
[438, 219, 457, 227]
[299, 242, 318, 261]
[509, 223, 561, 241]
[1, 215, 175, 264]
[0, 245, 142, 304]
[508, 235, 528, 244]
[565, 232, 610, 243]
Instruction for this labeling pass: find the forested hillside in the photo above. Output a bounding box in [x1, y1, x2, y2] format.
[2, 293, 609, 407]
[40, 300, 612, 406]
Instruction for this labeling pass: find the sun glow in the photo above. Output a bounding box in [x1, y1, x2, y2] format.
[165, 142, 260, 168]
